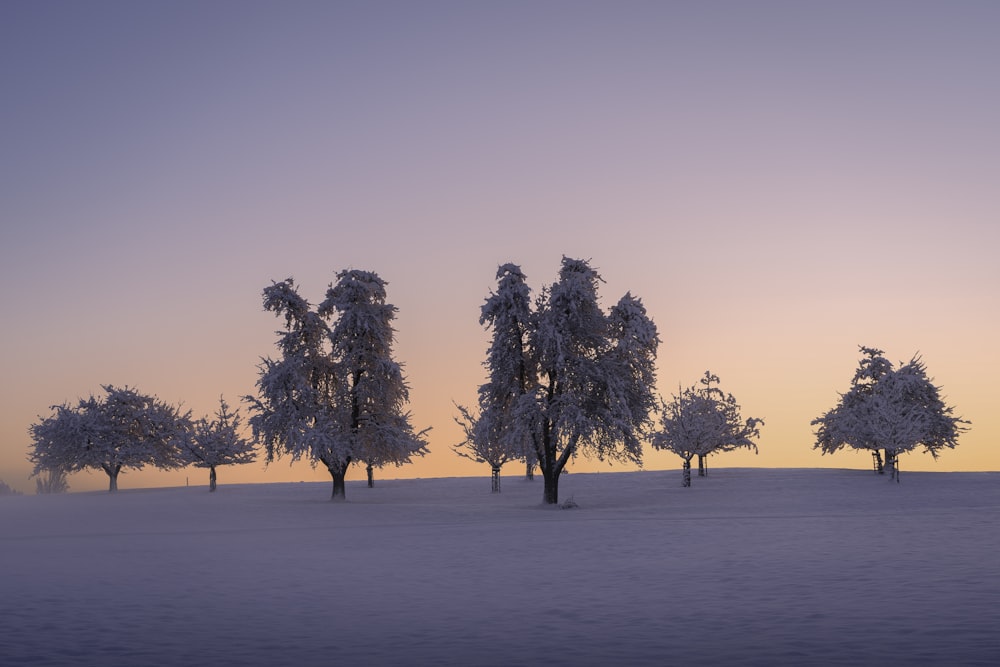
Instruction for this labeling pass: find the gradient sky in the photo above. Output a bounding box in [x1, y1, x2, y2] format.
[2, 0, 998, 493]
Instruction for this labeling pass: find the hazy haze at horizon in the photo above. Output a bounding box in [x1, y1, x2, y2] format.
[2, 1, 998, 492]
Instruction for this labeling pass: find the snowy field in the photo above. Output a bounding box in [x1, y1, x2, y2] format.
[2, 468, 999, 666]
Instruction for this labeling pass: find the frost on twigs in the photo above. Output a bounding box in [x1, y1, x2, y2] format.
[651, 372, 763, 488]
[812, 346, 970, 481]
[461, 257, 660, 505]
[247, 271, 429, 501]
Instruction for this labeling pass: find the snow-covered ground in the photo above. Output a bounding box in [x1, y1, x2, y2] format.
[2, 468, 998, 666]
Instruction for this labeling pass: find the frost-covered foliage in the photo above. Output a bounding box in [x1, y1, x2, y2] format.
[453, 404, 513, 493]
[464, 257, 660, 504]
[0, 479, 21, 496]
[246, 272, 428, 501]
[812, 346, 970, 479]
[28, 385, 191, 492]
[651, 372, 763, 487]
[184, 397, 256, 492]
[454, 264, 534, 491]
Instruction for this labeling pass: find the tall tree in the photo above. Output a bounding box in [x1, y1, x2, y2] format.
[247, 273, 428, 501]
[319, 269, 429, 488]
[28, 385, 191, 492]
[184, 396, 257, 492]
[468, 257, 659, 505]
[813, 346, 969, 480]
[456, 264, 535, 490]
[651, 372, 763, 487]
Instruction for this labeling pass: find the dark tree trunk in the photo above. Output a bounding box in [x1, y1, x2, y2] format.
[539, 430, 570, 505]
[491, 465, 501, 493]
[873, 449, 884, 474]
[525, 459, 534, 481]
[209, 466, 217, 492]
[698, 454, 708, 477]
[542, 468, 559, 504]
[327, 464, 348, 501]
[103, 464, 121, 493]
[366, 463, 374, 488]
[884, 450, 899, 483]
[682, 458, 692, 487]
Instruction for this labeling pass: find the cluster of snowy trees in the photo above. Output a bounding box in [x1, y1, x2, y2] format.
[28, 387, 256, 493]
[26, 261, 970, 500]
[455, 258, 677, 503]
[245, 270, 429, 501]
[812, 346, 970, 481]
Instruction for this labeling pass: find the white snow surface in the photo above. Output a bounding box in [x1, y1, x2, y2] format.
[2, 468, 999, 666]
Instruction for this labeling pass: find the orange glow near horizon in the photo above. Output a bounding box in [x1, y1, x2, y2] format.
[2, 3, 998, 493]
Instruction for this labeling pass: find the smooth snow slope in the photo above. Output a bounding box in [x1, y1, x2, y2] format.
[2, 469, 998, 666]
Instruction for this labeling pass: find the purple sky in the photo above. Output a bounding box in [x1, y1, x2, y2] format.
[2, 1, 998, 492]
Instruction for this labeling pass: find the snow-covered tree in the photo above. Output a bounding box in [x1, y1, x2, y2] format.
[466, 258, 659, 504]
[246, 279, 345, 498]
[651, 372, 763, 487]
[812, 346, 969, 480]
[28, 385, 191, 492]
[453, 404, 514, 493]
[247, 273, 428, 501]
[184, 396, 256, 492]
[455, 264, 535, 490]
[319, 269, 429, 488]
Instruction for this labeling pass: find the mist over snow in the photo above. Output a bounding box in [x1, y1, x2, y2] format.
[2, 469, 998, 666]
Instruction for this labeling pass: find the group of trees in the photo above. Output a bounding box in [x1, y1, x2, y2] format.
[26, 261, 970, 499]
[28, 387, 256, 493]
[455, 259, 661, 504]
[245, 270, 429, 501]
[812, 346, 969, 481]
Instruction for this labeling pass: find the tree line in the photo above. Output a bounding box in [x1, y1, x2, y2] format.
[25, 258, 969, 500]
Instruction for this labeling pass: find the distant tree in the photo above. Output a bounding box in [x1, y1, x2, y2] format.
[455, 399, 527, 493]
[247, 272, 429, 501]
[35, 468, 69, 494]
[184, 396, 257, 492]
[813, 346, 969, 481]
[651, 372, 763, 487]
[28, 385, 191, 493]
[466, 258, 659, 504]
[0, 480, 21, 496]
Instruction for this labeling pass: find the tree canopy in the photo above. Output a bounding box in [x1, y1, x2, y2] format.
[464, 257, 660, 504]
[651, 372, 763, 486]
[28, 385, 191, 492]
[812, 346, 970, 479]
[184, 396, 257, 491]
[246, 271, 428, 500]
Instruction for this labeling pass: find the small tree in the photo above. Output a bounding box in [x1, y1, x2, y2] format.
[247, 272, 428, 501]
[652, 372, 763, 487]
[0, 480, 21, 496]
[184, 396, 257, 491]
[453, 403, 514, 492]
[813, 346, 969, 481]
[28, 385, 191, 493]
